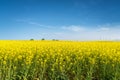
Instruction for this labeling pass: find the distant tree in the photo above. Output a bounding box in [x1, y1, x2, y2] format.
[30, 38, 34, 41]
[52, 39, 56, 41]
[56, 39, 59, 41]
[41, 38, 45, 41]
[52, 39, 59, 41]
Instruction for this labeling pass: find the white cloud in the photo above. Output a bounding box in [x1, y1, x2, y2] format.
[16, 19, 55, 29]
[27, 21, 55, 29]
[96, 23, 111, 31]
[99, 27, 110, 31]
[62, 25, 85, 32]
[28, 22, 47, 27]
[15, 20, 120, 40]
[59, 24, 120, 40]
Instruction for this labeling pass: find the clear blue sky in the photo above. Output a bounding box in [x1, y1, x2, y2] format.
[0, 0, 120, 40]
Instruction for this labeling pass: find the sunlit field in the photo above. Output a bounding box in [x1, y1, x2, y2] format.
[0, 40, 120, 80]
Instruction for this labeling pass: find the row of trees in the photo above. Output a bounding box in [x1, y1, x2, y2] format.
[30, 38, 59, 41]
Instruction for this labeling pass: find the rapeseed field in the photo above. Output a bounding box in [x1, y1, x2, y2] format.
[0, 40, 120, 80]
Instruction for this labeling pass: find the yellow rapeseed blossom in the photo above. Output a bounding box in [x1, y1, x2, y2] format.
[0, 40, 120, 80]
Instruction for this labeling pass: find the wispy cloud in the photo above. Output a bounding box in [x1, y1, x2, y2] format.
[98, 27, 110, 31]
[97, 23, 110, 31]
[97, 23, 120, 31]
[27, 21, 53, 28]
[16, 19, 86, 32]
[15, 20, 120, 40]
[62, 25, 85, 32]
[16, 19, 55, 29]
[60, 23, 120, 40]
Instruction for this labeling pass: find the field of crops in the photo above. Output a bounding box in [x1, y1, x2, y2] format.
[0, 40, 120, 80]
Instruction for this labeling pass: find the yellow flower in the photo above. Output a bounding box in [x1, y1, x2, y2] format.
[3, 61, 6, 65]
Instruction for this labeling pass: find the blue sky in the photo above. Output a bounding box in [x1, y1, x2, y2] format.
[0, 0, 120, 40]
